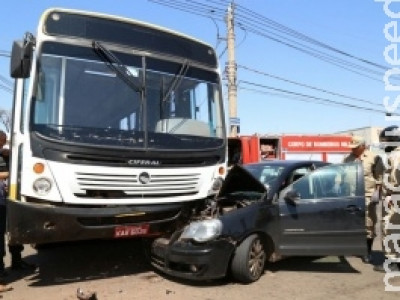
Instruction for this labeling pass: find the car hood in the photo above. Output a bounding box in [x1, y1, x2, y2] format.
[217, 164, 267, 198]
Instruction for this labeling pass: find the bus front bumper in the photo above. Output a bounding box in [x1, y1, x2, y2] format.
[6, 199, 191, 245]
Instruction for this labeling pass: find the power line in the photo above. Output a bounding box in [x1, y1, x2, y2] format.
[0, 50, 10, 58]
[149, 0, 226, 19]
[204, 1, 389, 75]
[238, 64, 381, 107]
[238, 79, 392, 115]
[237, 25, 384, 81]
[238, 86, 342, 107]
[238, 84, 394, 115]
[150, 0, 389, 82]
[0, 75, 13, 88]
[231, 3, 386, 80]
[234, 3, 386, 70]
[0, 83, 13, 94]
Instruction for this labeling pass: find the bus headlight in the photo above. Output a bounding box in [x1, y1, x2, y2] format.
[180, 219, 222, 243]
[33, 178, 52, 196]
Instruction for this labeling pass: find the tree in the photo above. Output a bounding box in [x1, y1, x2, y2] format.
[0, 109, 10, 132]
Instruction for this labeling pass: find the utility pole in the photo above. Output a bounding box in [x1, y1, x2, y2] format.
[226, 1, 238, 137]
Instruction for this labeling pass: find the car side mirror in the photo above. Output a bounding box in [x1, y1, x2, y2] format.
[284, 190, 300, 204]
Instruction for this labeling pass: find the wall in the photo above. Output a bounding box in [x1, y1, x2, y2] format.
[335, 126, 383, 147]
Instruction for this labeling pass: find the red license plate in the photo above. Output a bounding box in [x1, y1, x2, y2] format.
[114, 224, 150, 238]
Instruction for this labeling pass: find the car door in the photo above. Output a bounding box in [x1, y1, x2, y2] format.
[277, 162, 366, 256]
[272, 163, 325, 199]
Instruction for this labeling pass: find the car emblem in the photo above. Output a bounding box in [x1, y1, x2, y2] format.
[138, 172, 151, 184]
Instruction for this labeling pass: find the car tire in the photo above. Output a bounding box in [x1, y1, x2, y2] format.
[231, 234, 266, 283]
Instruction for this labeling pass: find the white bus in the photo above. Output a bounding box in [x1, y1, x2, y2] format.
[8, 8, 227, 244]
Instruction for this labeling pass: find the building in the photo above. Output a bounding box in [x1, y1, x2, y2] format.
[335, 126, 383, 147]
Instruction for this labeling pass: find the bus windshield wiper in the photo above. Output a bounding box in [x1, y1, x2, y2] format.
[92, 40, 142, 93]
[161, 59, 189, 102]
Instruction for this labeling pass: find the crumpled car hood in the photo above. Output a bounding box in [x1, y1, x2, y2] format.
[217, 164, 267, 198]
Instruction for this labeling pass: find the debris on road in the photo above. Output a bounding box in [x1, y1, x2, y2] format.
[77, 288, 97, 300]
[166, 289, 175, 295]
[0, 284, 13, 293]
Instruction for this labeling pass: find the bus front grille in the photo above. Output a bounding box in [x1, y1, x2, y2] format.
[74, 172, 201, 199]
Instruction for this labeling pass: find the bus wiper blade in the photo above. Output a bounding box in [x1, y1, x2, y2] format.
[92, 40, 142, 93]
[161, 60, 189, 102]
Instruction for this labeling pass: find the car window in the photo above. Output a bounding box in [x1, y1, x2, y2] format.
[245, 165, 285, 185]
[280, 165, 320, 192]
[260, 167, 284, 184]
[288, 167, 312, 183]
[289, 163, 360, 200]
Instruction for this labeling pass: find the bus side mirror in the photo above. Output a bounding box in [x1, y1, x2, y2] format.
[10, 37, 34, 78]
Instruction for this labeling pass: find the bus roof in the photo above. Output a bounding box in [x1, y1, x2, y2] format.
[37, 8, 218, 68]
[39, 8, 214, 51]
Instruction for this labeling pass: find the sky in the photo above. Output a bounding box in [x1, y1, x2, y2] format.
[0, 0, 397, 135]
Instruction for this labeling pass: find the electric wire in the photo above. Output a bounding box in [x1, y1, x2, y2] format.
[238, 79, 392, 115]
[238, 86, 343, 108]
[0, 83, 13, 94]
[0, 49, 10, 58]
[238, 64, 381, 107]
[150, 0, 389, 81]
[0, 75, 13, 88]
[237, 23, 383, 80]
[150, 0, 226, 19]
[150, 0, 395, 116]
[234, 3, 386, 70]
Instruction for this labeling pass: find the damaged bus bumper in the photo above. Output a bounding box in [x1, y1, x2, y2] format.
[6, 199, 191, 245]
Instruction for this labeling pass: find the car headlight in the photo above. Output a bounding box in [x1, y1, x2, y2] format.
[180, 219, 222, 243]
[33, 178, 52, 196]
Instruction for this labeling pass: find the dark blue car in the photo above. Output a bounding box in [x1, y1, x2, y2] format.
[150, 160, 366, 283]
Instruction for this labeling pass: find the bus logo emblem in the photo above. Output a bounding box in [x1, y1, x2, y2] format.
[138, 172, 151, 184]
[128, 159, 161, 166]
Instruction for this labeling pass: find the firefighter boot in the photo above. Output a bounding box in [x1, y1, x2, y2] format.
[361, 238, 373, 264]
[10, 244, 36, 271]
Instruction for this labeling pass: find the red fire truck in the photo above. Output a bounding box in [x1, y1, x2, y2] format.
[228, 134, 352, 166]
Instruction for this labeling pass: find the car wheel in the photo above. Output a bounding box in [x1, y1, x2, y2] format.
[231, 234, 266, 283]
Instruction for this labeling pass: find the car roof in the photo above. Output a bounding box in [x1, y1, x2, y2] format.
[244, 160, 329, 167]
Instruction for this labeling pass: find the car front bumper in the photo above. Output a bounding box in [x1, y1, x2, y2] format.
[150, 237, 235, 281]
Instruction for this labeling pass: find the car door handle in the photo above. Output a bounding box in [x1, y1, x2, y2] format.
[345, 205, 361, 212]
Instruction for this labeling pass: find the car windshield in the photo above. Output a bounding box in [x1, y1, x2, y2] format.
[31, 44, 225, 150]
[244, 164, 285, 185]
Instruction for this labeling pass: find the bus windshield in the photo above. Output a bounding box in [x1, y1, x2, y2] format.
[32, 44, 225, 150]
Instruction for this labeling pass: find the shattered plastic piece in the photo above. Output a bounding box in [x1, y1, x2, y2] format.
[0, 284, 13, 293]
[77, 288, 98, 300]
